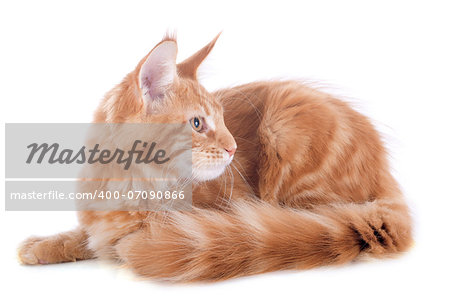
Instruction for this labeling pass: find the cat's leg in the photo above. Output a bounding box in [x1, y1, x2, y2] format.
[113, 229, 145, 264]
[18, 228, 94, 265]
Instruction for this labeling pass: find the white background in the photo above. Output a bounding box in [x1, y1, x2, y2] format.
[1, 1, 449, 296]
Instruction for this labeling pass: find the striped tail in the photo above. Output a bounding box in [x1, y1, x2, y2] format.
[116, 197, 412, 282]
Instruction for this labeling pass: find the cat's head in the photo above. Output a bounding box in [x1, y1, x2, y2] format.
[96, 34, 236, 181]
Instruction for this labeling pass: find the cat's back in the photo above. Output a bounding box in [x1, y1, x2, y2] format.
[214, 80, 391, 206]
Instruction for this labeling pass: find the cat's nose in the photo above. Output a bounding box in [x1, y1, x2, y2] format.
[225, 147, 236, 157]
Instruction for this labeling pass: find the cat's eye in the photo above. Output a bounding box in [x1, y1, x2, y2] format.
[190, 117, 204, 132]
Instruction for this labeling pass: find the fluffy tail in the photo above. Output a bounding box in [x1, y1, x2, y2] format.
[116, 197, 412, 282]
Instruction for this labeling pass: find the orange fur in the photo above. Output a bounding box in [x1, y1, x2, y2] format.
[18, 34, 413, 282]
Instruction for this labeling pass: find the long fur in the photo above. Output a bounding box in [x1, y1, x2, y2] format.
[18, 34, 413, 282]
[116, 197, 411, 282]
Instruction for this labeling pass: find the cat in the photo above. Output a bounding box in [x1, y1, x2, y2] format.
[18, 33, 413, 282]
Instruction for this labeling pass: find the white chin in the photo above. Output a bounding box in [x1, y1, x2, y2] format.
[193, 166, 226, 182]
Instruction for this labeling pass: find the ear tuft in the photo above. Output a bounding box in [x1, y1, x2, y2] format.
[139, 40, 178, 103]
[162, 30, 177, 43]
[177, 32, 221, 80]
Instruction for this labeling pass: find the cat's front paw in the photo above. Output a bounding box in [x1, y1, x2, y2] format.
[18, 236, 48, 265]
[18, 229, 94, 265]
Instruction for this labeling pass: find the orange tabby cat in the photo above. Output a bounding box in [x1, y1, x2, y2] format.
[18, 34, 413, 282]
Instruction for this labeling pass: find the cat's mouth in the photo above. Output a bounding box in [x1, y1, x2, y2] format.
[191, 150, 234, 182]
[192, 160, 231, 182]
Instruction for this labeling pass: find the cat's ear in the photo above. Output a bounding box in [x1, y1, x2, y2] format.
[139, 39, 178, 104]
[177, 33, 221, 80]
